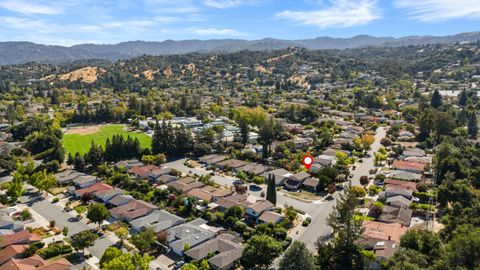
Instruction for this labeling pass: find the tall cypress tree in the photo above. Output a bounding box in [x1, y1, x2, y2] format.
[266, 175, 276, 205]
[431, 89, 443, 109]
[467, 112, 478, 139]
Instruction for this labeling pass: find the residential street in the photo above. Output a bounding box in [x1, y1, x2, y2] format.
[296, 126, 387, 250]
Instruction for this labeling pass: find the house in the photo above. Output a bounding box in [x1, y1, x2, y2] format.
[315, 154, 337, 167]
[0, 255, 71, 270]
[114, 159, 144, 170]
[95, 188, 124, 203]
[198, 154, 227, 165]
[110, 199, 157, 221]
[214, 159, 248, 171]
[381, 187, 413, 200]
[0, 245, 25, 265]
[128, 165, 162, 179]
[246, 200, 274, 218]
[361, 221, 407, 244]
[238, 163, 270, 175]
[187, 186, 233, 203]
[388, 170, 422, 181]
[398, 131, 414, 141]
[106, 194, 134, 208]
[157, 175, 177, 184]
[130, 210, 185, 233]
[213, 194, 251, 212]
[166, 177, 204, 193]
[284, 172, 310, 190]
[184, 234, 243, 270]
[166, 218, 215, 256]
[74, 182, 113, 198]
[0, 212, 23, 232]
[302, 178, 319, 192]
[258, 211, 284, 225]
[402, 148, 426, 158]
[72, 175, 98, 189]
[392, 160, 426, 174]
[0, 231, 41, 248]
[54, 170, 85, 185]
[292, 137, 314, 148]
[262, 169, 292, 186]
[376, 206, 413, 227]
[384, 179, 418, 191]
[386, 196, 412, 208]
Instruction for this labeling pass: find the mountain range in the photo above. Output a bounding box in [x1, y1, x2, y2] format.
[1, 31, 479, 66]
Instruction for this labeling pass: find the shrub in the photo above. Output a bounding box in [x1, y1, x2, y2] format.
[360, 176, 369, 186]
[39, 243, 72, 259]
[351, 186, 367, 198]
[368, 185, 381, 195]
[52, 197, 59, 203]
[281, 240, 291, 250]
[302, 220, 309, 227]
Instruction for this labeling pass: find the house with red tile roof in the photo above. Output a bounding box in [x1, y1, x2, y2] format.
[74, 182, 113, 198]
[0, 231, 41, 248]
[0, 245, 25, 265]
[128, 165, 161, 179]
[384, 179, 418, 191]
[392, 160, 426, 174]
[0, 255, 71, 270]
[361, 221, 407, 244]
[110, 199, 157, 221]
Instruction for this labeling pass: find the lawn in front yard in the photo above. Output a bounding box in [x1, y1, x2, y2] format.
[62, 124, 151, 155]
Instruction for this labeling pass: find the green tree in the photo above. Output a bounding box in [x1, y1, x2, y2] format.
[100, 247, 123, 267]
[132, 227, 157, 253]
[30, 169, 56, 195]
[71, 230, 98, 253]
[431, 89, 442, 108]
[239, 119, 250, 145]
[242, 235, 282, 270]
[279, 241, 316, 270]
[258, 118, 275, 160]
[326, 185, 365, 269]
[266, 174, 276, 205]
[62, 227, 69, 237]
[467, 112, 478, 139]
[85, 141, 104, 167]
[87, 203, 110, 229]
[181, 264, 198, 270]
[102, 252, 152, 270]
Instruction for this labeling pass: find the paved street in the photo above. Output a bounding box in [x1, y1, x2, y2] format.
[20, 190, 116, 260]
[296, 126, 387, 251]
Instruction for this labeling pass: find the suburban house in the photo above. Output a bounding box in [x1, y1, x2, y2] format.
[157, 175, 178, 184]
[198, 154, 227, 165]
[361, 221, 407, 244]
[130, 210, 185, 233]
[386, 196, 412, 208]
[258, 211, 284, 225]
[302, 178, 319, 192]
[384, 179, 418, 191]
[0, 212, 23, 232]
[187, 186, 233, 203]
[106, 194, 134, 208]
[0, 245, 25, 265]
[238, 163, 270, 175]
[392, 160, 426, 174]
[0, 231, 41, 248]
[184, 234, 243, 270]
[376, 205, 413, 227]
[262, 169, 292, 186]
[214, 159, 248, 172]
[401, 148, 426, 158]
[246, 200, 274, 219]
[381, 187, 413, 200]
[114, 159, 144, 170]
[128, 165, 162, 179]
[284, 172, 311, 190]
[109, 199, 157, 221]
[74, 182, 113, 198]
[95, 188, 124, 203]
[166, 218, 215, 256]
[0, 255, 71, 270]
[54, 170, 85, 185]
[388, 170, 422, 182]
[166, 177, 204, 193]
[72, 175, 98, 189]
[212, 194, 251, 212]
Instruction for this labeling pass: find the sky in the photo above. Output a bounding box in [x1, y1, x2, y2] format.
[0, 0, 479, 46]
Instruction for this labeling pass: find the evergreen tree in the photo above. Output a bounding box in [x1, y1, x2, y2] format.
[458, 89, 468, 107]
[239, 120, 249, 145]
[74, 153, 85, 171]
[279, 241, 316, 270]
[85, 141, 104, 167]
[266, 174, 276, 205]
[467, 112, 478, 139]
[431, 89, 442, 109]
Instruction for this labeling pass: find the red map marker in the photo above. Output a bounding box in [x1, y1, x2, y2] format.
[302, 154, 314, 170]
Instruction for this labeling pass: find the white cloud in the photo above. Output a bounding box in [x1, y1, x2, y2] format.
[203, 0, 258, 9]
[276, 0, 380, 28]
[189, 27, 246, 36]
[0, 0, 63, 15]
[395, 0, 480, 22]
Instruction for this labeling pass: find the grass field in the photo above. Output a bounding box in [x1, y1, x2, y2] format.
[63, 124, 151, 155]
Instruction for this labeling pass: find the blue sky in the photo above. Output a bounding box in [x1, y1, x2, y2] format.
[0, 0, 479, 46]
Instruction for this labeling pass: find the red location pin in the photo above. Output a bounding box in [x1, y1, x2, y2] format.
[302, 154, 314, 170]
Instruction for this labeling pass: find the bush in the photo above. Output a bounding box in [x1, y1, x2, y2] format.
[302, 220, 310, 227]
[368, 185, 382, 195]
[360, 176, 369, 186]
[351, 186, 367, 198]
[39, 243, 72, 259]
[281, 240, 291, 250]
[52, 197, 59, 203]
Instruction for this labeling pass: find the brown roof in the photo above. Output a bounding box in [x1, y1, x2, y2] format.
[110, 199, 157, 221]
[187, 188, 213, 202]
[74, 182, 112, 197]
[249, 200, 274, 214]
[384, 179, 418, 191]
[362, 221, 407, 244]
[0, 255, 71, 270]
[184, 234, 243, 269]
[0, 245, 26, 265]
[258, 211, 284, 224]
[128, 165, 161, 177]
[392, 160, 426, 173]
[166, 178, 204, 193]
[0, 231, 41, 248]
[215, 159, 248, 169]
[302, 177, 319, 188]
[215, 194, 250, 210]
[377, 206, 413, 227]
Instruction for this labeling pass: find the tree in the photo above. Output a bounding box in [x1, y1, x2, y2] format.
[85, 141, 104, 167]
[181, 264, 198, 270]
[102, 252, 152, 270]
[239, 119, 250, 145]
[242, 235, 282, 270]
[458, 89, 468, 107]
[74, 153, 85, 171]
[430, 89, 442, 108]
[30, 169, 56, 195]
[100, 247, 123, 267]
[279, 241, 316, 270]
[258, 118, 275, 160]
[467, 112, 478, 139]
[266, 174, 276, 205]
[132, 227, 157, 253]
[326, 185, 365, 269]
[62, 227, 69, 237]
[7, 170, 26, 200]
[71, 230, 98, 253]
[87, 203, 110, 229]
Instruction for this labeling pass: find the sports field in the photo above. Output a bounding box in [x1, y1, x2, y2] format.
[63, 124, 151, 155]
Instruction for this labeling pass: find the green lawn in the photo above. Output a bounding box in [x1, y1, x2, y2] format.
[63, 124, 151, 155]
